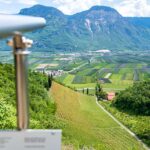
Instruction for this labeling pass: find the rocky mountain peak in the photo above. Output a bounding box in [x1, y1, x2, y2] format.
[16, 5, 150, 51]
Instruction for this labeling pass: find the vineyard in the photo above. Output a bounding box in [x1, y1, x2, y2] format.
[50, 82, 145, 149]
[100, 101, 150, 147]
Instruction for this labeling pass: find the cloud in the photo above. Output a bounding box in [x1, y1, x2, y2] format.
[115, 0, 150, 17]
[18, 0, 38, 5]
[50, 0, 102, 14]
[0, 0, 12, 4]
[0, 10, 12, 14]
[49, 0, 150, 16]
[0, 0, 150, 17]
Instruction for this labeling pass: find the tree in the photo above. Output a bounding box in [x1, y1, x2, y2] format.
[95, 83, 107, 100]
[48, 74, 53, 89]
[113, 80, 150, 115]
[82, 88, 85, 94]
[87, 88, 89, 95]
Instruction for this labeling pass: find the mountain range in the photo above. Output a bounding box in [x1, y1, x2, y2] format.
[1, 5, 150, 52]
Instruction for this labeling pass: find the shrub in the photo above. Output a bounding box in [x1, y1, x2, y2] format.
[113, 80, 150, 115]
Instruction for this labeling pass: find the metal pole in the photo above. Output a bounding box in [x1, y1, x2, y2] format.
[8, 33, 32, 130]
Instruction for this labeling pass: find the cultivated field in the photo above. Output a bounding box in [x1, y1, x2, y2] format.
[55, 51, 150, 92]
[1, 50, 149, 92]
[50, 82, 145, 150]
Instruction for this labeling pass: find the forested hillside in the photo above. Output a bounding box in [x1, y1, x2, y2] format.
[7, 4, 149, 52]
[0, 64, 62, 129]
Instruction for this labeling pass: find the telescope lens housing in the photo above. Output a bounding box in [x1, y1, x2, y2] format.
[0, 14, 46, 38]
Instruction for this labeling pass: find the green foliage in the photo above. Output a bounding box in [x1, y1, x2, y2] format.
[95, 83, 107, 100]
[113, 80, 150, 115]
[0, 64, 63, 129]
[0, 97, 16, 129]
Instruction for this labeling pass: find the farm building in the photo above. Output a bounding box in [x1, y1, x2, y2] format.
[107, 92, 115, 101]
[99, 78, 111, 83]
[45, 70, 64, 77]
[95, 49, 111, 53]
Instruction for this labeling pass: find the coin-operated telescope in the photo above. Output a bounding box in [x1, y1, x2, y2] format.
[0, 14, 46, 130]
[0, 14, 61, 150]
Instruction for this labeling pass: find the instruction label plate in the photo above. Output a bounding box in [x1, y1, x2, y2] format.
[0, 130, 61, 150]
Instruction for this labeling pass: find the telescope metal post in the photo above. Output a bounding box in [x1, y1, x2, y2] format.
[9, 33, 32, 130]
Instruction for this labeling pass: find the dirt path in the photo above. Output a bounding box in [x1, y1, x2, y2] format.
[95, 98, 149, 150]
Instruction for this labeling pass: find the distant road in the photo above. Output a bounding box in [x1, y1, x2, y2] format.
[68, 62, 88, 73]
[77, 88, 95, 90]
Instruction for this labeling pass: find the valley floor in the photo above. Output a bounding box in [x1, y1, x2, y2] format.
[50, 82, 145, 150]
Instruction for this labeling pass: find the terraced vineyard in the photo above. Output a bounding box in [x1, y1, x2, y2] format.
[50, 82, 145, 149]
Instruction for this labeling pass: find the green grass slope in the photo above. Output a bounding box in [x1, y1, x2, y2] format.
[50, 82, 145, 150]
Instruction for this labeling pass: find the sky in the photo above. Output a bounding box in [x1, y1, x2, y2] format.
[0, 0, 150, 17]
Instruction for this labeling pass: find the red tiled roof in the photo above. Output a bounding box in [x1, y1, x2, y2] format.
[107, 92, 115, 100]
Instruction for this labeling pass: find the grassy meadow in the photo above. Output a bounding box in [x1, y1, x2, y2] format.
[56, 62, 149, 92]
